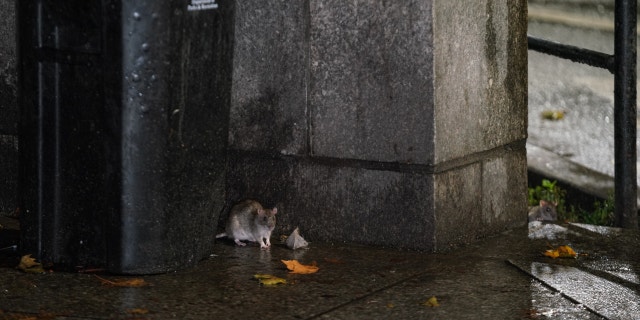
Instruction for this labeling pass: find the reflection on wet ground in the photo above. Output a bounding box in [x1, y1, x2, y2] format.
[1, 215, 638, 319]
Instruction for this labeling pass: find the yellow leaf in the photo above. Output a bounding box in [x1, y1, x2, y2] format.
[260, 277, 287, 286]
[541, 110, 564, 120]
[17, 254, 45, 274]
[423, 296, 440, 307]
[281, 260, 319, 274]
[253, 274, 287, 286]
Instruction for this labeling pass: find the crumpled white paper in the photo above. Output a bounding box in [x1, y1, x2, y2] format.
[286, 227, 308, 250]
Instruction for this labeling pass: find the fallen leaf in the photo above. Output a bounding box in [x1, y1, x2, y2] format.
[541, 110, 565, 120]
[423, 296, 440, 307]
[543, 249, 560, 259]
[253, 274, 287, 286]
[95, 275, 149, 287]
[17, 254, 45, 274]
[281, 260, 319, 274]
[557, 245, 577, 258]
[127, 308, 149, 315]
[544, 245, 577, 259]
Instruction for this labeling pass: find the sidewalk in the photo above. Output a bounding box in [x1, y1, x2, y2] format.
[528, 0, 640, 208]
[1, 214, 639, 319]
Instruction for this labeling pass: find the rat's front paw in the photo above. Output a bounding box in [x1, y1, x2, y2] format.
[234, 239, 247, 246]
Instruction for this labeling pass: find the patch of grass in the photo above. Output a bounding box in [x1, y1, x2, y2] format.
[528, 179, 614, 225]
[573, 194, 614, 226]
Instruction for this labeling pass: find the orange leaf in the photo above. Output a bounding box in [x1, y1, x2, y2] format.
[95, 275, 149, 287]
[557, 245, 577, 258]
[281, 260, 319, 274]
[544, 245, 577, 259]
[543, 249, 560, 259]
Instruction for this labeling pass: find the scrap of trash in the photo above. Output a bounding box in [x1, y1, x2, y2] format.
[285, 227, 309, 250]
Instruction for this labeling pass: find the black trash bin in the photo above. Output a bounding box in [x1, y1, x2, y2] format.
[17, 0, 232, 274]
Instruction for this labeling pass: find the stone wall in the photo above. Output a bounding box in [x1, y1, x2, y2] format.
[226, 0, 528, 250]
[1, 0, 529, 252]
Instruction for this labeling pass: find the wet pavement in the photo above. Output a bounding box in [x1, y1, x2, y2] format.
[527, 1, 640, 202]
[1, 214, 640, 319]
[2, 2, 640, 319]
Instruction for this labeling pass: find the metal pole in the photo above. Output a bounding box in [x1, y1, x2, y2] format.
[614, 0, 638, 228]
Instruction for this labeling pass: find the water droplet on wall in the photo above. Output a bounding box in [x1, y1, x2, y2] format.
[133, 12, 141, 20]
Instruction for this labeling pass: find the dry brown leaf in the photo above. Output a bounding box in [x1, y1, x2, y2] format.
[95, 275, 149, 287]
[17, 254, 45, 274]
[281, 260, 319, 274]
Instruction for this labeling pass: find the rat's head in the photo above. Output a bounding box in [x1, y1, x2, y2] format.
[539, 200, 558, 220]
[257, 207, 277, 229]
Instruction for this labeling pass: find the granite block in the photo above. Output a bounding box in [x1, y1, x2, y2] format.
[229, 0, 309, 155]
[309, 0, 434, 164]
[226, 154, 436, 250]
[433, 0, 527, 163]
[433, 162, 483, 249]
[432, 146, 527, 249]
[480, 148, 528, 230]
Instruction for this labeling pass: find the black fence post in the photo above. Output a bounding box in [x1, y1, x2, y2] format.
[614, 0, 638, 228]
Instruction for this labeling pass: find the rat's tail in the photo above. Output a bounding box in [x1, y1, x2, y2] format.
[215, 232, 227, 239]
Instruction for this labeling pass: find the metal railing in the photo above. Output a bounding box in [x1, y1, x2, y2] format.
[528, 0, 638, 228]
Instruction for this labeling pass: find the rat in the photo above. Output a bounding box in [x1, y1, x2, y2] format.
[528, 200, 558, 222]
[216, 200, 277, 249]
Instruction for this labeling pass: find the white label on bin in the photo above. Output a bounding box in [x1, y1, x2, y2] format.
[188, 0, 218, 11]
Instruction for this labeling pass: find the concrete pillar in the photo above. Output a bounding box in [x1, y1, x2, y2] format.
[227, 0, 527, 250]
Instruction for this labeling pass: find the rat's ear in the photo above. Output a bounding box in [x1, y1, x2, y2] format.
[539, 200, 548, 206]
[257, 208, 265, 216]
[272, 208, 277, 215]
